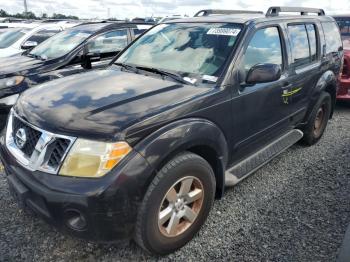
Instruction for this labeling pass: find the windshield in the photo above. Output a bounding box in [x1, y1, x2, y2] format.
[335, 17, 350, 49]
[29, 29, 92, 60]
[0, 28, 28, 48]
[116, 23, 242, 83]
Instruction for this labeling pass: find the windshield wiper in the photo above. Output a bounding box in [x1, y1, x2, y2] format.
[135, 66, 194, 85]
[114, 62, 138, 73]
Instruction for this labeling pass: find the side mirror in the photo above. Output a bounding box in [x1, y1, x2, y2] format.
[80, 44, 101, 70]
[86, 52, 101, 62]
[246, 63, 281, 84]
[21, 40, 38, 50]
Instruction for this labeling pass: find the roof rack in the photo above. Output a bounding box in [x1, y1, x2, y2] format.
[194, 9, 263, 17]
[266, 7, 325, 17]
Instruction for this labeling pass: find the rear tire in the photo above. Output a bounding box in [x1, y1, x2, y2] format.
[134, 152, 216, 255]
[301, 91, 331, 146]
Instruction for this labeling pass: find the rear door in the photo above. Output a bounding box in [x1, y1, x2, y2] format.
[283, 22, 322, 124]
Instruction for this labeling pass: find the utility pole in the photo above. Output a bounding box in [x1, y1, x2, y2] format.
[24, 0, 28, 13]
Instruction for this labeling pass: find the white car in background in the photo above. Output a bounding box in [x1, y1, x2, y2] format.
[158, 15, 187, 23]
[0, 24, 63, 57]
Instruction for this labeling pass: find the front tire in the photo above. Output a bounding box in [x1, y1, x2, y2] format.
[134, 152, 216, 255]
[302, 91, 331, 146]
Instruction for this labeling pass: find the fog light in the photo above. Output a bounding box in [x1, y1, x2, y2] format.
[65, 210, 87, 231]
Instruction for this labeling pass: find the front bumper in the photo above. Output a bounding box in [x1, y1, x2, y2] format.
[337, 78, 350, 101]
[0, 138, 155, 242]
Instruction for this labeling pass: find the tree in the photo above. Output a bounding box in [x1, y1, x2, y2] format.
[23, 11, 36, 19]
[0, 9, 79, 20]
[0, 9, 9, 17]
[52, 13, 79, 20]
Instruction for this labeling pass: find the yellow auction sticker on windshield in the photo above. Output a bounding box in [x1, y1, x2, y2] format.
[207, 28, 241, 36]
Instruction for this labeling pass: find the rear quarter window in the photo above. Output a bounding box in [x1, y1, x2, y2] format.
[322, 22, 342, 53]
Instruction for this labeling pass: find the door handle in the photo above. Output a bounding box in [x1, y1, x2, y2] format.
[282, 82, 291, 88]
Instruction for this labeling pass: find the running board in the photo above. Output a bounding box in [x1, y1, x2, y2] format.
[225, 129, 303, 187]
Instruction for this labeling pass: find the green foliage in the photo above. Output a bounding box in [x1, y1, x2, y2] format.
[52, 13, 79, 20]
[0, 9, 79, 20]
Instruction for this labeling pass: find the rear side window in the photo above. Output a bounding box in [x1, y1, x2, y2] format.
[26, 29, 61, 44]
[133, 29, 146, 37]
[336, 17, 350, 35]
[242, 27, 283, 71]
[334, 17, 350, 49]
[306, 24, 317, 62]
[322, 22, 342, 53]
[88, 29, 128, 54]
[288, 25, 311, 67]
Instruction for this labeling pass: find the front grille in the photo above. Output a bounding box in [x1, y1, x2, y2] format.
[12, 116, 42, 157]
[47, 138, 71, 169]
[6, 111, 75, 174]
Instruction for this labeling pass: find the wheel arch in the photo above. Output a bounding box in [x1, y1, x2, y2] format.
[134, 118, 229, 199]
[304, 70, 337, 122]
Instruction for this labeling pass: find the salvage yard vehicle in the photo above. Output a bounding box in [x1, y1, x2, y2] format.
[0, 24, 64, 58]
[334, 15, 350, 101]
[0, 22, 152, 130]
[0, 7, 343, 255]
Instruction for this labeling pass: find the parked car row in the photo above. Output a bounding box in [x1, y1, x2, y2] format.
[334, 15, 350, 101]
[0, 6, 345, 256]
[0, 22, 153, 129]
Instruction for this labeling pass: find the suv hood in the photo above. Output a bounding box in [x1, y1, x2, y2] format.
[0, 54, 44, 77]
[15, 68, 211, 141]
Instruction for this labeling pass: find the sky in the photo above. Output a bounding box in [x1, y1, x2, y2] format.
[0, 0, 349, 19]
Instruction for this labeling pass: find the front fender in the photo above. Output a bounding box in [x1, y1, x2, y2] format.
[134, 118, 229, 198]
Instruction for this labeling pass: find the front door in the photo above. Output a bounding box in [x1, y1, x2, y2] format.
[230, 25, 292, 163]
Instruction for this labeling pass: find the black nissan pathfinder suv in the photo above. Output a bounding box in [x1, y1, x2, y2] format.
[0, 22, 152, 130]
[0, 7, 343, 255]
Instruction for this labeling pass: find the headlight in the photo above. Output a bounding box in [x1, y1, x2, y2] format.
[0, 76, 24, 89]
[0, 94, 19, 106]
[59, 139, 132, 178]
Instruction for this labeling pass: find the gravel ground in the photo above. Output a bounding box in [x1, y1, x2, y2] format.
[0, 102, 349, 261]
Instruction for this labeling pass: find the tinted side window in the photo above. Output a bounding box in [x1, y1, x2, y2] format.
[335, 17, 350, 49]
[88, 29, 128, 54]
[26, 29, 61, 44]
[242, 27, 283, 71]
[288, 25, 310, 67]
[322, 22, 342, 53]
[306, 24, 317, 61]
[335, 18, 350, 35]
[133, 29, 146, 37]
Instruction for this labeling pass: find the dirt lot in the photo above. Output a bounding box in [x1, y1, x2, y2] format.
[0, 102, 349, 261]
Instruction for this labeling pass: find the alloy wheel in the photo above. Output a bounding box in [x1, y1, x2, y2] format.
[158, 176, 204, 237]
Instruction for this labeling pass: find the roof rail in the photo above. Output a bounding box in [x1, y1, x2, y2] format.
[194, 9, 263, 17]
[266, 6, 325, 17]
